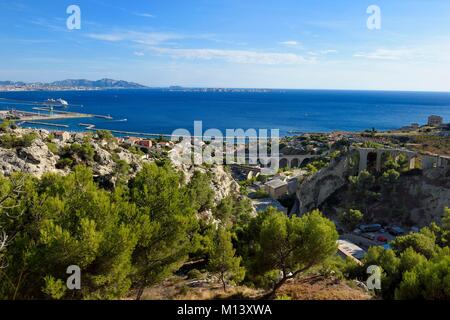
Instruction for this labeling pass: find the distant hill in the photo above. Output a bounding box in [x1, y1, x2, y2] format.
[0, 81, 26, 86]
[50, 78, 147, 89]
[0, 78, 148, 89]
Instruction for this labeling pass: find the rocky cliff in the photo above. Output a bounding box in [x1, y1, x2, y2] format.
[296, 150, 450, 227]
[0, 128, 147, 185]
[296, 155, 353, 215]
[169, 150, 240, 204]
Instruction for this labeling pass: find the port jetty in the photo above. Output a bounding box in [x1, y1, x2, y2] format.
[0, 107, 113, 128]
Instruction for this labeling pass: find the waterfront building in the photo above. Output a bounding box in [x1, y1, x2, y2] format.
[428, 115, 443, 127]
[264, 178, 288, 199]
[53, 131, 71, 142]
[136, 140, 152, 149]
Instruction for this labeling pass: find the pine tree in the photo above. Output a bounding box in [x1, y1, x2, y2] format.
[129, 163, 198, 300]
[257, 209, 338, 298]
[208, 226, 245, 292]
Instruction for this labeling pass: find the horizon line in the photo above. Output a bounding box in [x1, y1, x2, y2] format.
[2, 79, 450, 94]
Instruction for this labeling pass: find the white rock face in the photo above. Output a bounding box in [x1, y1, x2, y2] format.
[0, 128, 149, 182]
[297, 155, 351, 215]
[209, 165, 240, 203]
[169, 147, 240, 203]
[296, 151, 450, 226]
[405, 169, 450, 226]
[0, 137, 63, 177]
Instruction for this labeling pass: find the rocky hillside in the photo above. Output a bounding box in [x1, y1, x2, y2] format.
[0, 128, 241, 201]
[169, 143, 240, 203]
[0, 128, 148, 186]
[298, 150, 450, 227]
[296, 152, 356, 215]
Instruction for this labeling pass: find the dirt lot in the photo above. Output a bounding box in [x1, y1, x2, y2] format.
[277, 276, 372, 300]
[128, 275, 372, 300]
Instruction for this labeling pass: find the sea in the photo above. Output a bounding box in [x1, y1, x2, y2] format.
[1, 89, 450, 136]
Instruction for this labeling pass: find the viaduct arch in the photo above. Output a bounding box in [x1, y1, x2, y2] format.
[355, 147, 450, 172]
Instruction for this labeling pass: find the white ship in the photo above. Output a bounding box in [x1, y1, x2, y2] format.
[45, 98, 69, 107]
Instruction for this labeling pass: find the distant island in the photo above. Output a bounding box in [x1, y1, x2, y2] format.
[0, 78, 148, 91]
[166, 86, 275, 93]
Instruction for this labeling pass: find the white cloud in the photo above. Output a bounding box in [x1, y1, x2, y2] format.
[308, 49, 338, 56]
[353, 48, 411, 60]
[134, 51, 145, 56]
[279, 40, 301, 47]
[132, 32, 183, 45]
[86, 31, 311, 65]
[149, 47, 313, 65]
[87, 33, 124, 42]
[87, 31, 182, 45]
[133, 12, 155, 18]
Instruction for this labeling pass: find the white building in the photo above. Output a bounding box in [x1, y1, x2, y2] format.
[337, 240, 366, 263]
[428, 115, 443, 127]
[264, 179, 288, 199]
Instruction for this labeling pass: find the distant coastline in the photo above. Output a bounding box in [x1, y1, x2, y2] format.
[0, 78, 148, 92]
[0, 80, 277, 93]
[2, 81, 450, 94]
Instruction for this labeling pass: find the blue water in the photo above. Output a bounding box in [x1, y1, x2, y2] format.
[1, 89, 449, 135]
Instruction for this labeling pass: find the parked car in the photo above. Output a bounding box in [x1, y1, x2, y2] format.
[337, 227, 345, 234]
[362, 233, 377, 241]
[377, 235, 388, 243]
[388, 226, 405, 236]
[359, 224, 382, 233]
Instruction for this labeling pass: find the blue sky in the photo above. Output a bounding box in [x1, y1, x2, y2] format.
[1, 0, 450, 91]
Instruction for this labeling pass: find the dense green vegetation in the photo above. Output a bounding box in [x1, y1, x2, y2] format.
[0, 132, 38, 149]
[346, 154, 416, 220]
[207, 226, 245, 292]
[0, 163, 205, 299]
[57, 140, 96, 168]
[347, 208, 450, 299]
[339, 209, 363, 231]
[233, 208, 338, 298]
[1, 143, 449, 300]
[0, 161, 339, 300]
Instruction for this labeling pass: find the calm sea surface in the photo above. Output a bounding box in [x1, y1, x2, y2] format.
[1, 89, 450, 135]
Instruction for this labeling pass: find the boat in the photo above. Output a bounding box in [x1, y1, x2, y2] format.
[57, 98, 69, 106]
[45, 98, 69, 107]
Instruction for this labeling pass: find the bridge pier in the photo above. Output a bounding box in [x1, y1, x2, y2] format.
[407, 154, 416, 170]
[422, 155, 438, 170]
[358, 149, 369, 172]
[375, 151, 382, 171]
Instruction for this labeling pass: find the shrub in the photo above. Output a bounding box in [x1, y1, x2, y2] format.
[46, 142, 59, 154]
[187, 269, 205, 280]
[0, 132, 37, 149]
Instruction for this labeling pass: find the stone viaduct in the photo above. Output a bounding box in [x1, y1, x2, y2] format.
[278, 154, 319, 169]
[355, 147, 450, 172]
[295, 147, 450, 215]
